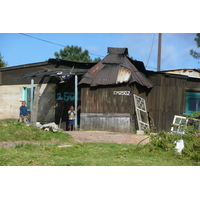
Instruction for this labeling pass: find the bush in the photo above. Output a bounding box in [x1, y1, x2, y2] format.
[148, 131, 180, 152]
[147, 130, 200, 163]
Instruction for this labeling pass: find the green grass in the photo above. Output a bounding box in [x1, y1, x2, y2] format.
[0, 120, 72, 143]
[0, 121, 199, 166]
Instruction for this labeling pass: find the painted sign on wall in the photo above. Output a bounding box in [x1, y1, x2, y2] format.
[56, 92, 80, 101]
[113, 91, 131, 96]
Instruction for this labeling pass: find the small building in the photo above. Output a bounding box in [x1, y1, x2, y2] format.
[0, 59, 96, 130]
[79, 47, 200, 133]
[1, 47, 200, 133]
[79, 47, 153, 132]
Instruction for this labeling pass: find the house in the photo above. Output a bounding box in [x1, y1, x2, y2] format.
[79, 47, 200, 133]
[0, 59, 96, 130]
[79, 47, 153, 132]
[1, 47, 200, 133]
[146, 70, 200, 132]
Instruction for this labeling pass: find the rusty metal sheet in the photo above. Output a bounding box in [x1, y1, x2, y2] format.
[116, 68, 131, 84]
[79, 47, 154, 89]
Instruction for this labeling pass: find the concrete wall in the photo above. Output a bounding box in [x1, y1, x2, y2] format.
[0, 85, 24, 120]
[37, 83, 56, 122]
[0, 83, 56, 122]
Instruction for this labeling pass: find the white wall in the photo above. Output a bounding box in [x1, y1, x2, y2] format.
[0, 85, 24, 120]
[0, 83, 56, 122]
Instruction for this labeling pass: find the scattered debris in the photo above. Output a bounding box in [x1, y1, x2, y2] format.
[58, 145, 73, 148]
[36, 122, 63, 132]
[174, 139, 184, 154]
[137, 130, 145, 135]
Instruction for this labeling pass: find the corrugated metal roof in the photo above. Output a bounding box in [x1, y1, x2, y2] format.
[116, 68, 131, 84]
[79, 47, 154, 88]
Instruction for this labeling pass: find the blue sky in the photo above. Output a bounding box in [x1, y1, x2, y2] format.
[0, 33, 199, 71]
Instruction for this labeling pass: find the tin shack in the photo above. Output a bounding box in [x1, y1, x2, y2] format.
[79, 47, 200, 133]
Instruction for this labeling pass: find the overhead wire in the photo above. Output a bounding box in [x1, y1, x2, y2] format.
[19, 33, 105, 58]
[145, 33, 156, 68]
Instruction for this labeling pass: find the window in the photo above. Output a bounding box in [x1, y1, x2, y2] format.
[133, 94, 150, 130]
[171, 115, 187, 134]
[184, 92, 200, 116]
[22, 87, 34, 112]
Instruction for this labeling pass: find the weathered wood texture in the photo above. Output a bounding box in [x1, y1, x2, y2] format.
[80, 73, 200, 133]
[80, 83, 148, 132]
[80, 113, 131, 132]
[147, 73, 200, 132]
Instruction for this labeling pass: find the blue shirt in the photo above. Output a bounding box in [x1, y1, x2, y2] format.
[20, 106, 28, 116]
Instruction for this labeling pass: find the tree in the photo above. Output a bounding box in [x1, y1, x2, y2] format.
[54, 45, 101, 62]
[0, 52, 7, 68]
[190, 33, 200, 60]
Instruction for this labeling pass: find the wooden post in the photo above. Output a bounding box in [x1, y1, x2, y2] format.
[30, 78, 34, 122]
[75, 75, 78, 130]
[157, 33, 162, 71]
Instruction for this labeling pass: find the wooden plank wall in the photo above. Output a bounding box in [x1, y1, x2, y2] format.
[80, 83, 148, 132]
[147, 74, 200, 132]
[81, 84, 132, 113]
[80, 113, 130, 132]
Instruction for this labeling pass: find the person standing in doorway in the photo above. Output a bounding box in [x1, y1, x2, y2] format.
[68, 106, 76, 131]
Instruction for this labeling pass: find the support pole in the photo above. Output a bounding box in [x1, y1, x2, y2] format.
[75, 75, 78, 130]
[157, 33, 162, 71]
[30, 78, 34, 122]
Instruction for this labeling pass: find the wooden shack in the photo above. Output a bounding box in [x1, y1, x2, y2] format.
[79, 47, 200, 133]
[79, 47, 153, 132]
[146, 72, 200, 132]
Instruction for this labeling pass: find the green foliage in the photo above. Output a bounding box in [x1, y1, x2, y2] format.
[54, 45, 101, 62]
[190, 33, 200, 60]
[181, 134, 200, 162]
[191, 111, 200, 119]
[0, 52, 7, 68]
[148, 131, 180, 152]
[147, 129, 200, 164]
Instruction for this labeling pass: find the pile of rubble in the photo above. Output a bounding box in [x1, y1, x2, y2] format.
[36, 122, 63, 132]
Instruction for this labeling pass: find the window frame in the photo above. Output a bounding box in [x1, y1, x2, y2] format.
[22, 87, 34, 112]
[184, 92, 200, 116]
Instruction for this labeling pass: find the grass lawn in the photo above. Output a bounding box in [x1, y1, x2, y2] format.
[0, 120, 199, 166]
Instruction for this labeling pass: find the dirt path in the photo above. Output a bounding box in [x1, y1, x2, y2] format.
[0, 131, 150, 148]
[66, 131, 150, 145]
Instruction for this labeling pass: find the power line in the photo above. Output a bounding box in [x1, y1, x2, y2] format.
[19, 33, 105, 58]
[146, 33, 155, 68]
[19, 33, 66, 47]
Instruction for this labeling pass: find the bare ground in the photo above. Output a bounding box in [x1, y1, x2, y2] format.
[66, 131, 150, 145]
[0, 131, 150, 148]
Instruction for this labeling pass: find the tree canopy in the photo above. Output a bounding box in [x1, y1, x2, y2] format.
[0, 52, 7, 68]
[190, 33, 200, 60]
[54, 45, 101, 62]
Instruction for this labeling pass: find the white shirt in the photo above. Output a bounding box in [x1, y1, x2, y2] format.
[68, 110, 76, 120]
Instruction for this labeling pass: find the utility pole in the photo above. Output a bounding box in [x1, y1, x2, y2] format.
[157, 33, 162, 71]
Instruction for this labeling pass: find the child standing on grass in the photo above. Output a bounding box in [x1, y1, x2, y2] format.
[68, 106, 76, 131]
[19, 101, 29, 123]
